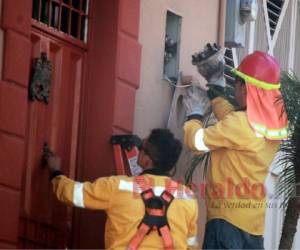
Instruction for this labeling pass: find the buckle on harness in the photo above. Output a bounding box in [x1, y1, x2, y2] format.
[127, 188, 175, 250]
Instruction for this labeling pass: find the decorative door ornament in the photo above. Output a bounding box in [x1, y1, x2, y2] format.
[29, 52, 52, 104]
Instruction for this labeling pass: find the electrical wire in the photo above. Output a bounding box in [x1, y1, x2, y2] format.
[163, 74, 192, 88]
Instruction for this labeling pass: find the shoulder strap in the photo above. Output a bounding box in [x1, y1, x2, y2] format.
[127, 177, 178, 250]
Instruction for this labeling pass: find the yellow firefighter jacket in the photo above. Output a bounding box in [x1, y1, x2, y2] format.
[52, 174, 198, 249]
[184, 97, 280, 235]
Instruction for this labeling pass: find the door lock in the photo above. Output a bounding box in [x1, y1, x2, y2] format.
[41, 142, 53, 167]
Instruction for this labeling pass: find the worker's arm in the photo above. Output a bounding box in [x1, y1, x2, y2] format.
[51, 174, 117, 210]
[192, 43, 234, 120]
[46, 154, 116, 210]
[184, 119, 206, 153]
[209, 94, 235, 121]
[184, 112, 250, 153]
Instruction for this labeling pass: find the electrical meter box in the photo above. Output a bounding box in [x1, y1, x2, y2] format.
[225, 0, 258, 48]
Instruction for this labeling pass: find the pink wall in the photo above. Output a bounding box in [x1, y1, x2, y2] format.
[134, 0, 221, 137]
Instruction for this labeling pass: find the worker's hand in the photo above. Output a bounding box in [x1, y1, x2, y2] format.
[45, 153, 62, 172]
[183, 85, 210, 117]
[192, 43, 225, 87]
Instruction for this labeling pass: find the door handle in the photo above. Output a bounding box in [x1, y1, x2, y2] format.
[41, 142, 53, 167]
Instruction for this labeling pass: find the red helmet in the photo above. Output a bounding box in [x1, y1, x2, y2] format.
[237, 51, 280, 85]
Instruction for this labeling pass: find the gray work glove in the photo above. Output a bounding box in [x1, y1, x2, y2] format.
[183, 85, 211, 117]
[192, 43, 225, 87]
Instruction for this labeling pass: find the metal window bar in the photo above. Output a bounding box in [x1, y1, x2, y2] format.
[61, 1, 87, 15]
[58, 0, 62, 29]
[269, 17, 278, 26]
[32, 0, 89, 41]
[83, 0, 89, 42]
[81, 18, 88, 41]
[67, 4, 72, 35]
[267, 0, 283, 11]
[270, 27, 276, 34]
[224, 48, 236, 86]
[267, 8, 281, 18]
[38, 0, 42, 21]
[224, 56, 234, 66]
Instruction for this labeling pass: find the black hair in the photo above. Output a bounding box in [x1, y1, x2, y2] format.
[144, 128, 182, 176]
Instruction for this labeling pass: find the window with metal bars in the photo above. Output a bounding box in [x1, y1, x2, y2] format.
[224, 48, 235, 86]
[266, 0, 284, 36]
[32, 0, 89, 42]
[224, 48, 238, 105]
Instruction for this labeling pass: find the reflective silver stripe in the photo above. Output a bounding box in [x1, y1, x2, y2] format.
[118, 180, 194, 200]
[73, 182, 85, 208]
[187, 236, 198, 246]
[119, 180, 135, 192]
[255, 132, 264, 138]
[194, 129, 210, 151]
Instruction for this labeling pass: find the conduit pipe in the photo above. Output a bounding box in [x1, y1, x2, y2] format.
[217, 0, 227, 47]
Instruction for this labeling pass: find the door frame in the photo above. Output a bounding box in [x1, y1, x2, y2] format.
[0, 0, 142, 248]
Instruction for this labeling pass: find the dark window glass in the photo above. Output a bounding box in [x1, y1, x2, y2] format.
[32, 0, 40, 20]
[82, 0, 88, 13]
[71, 11, 79, 38]
[51, 2, 60, 28]
[41, 0, 49, 24]
[61, 7, 70, 33]
[32, 0, 89, 42]
[72, 0, 81, 10]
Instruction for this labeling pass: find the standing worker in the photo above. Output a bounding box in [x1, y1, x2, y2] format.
[46, 128, 199, 250]
[183, 44, 287, 249]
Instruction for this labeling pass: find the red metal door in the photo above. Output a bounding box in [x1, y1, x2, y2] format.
[18, 26, 85, 248]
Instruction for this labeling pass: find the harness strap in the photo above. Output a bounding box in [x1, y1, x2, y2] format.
[127, 176, 179, 250]
[164, 179, 180, 196]
[127, 223, 151, 250]
[134, 176, 152, 193]
[146, 208, 165, 216]
[159, 225, 173, 250]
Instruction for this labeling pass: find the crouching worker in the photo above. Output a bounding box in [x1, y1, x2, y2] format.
[46, 129, 199, 250]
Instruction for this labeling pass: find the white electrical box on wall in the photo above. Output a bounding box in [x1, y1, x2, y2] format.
[225, 0, 246, 48]
[240, 0, 258, 23]
[163, 11, 182, 82]
[225, 0, 258, 48]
